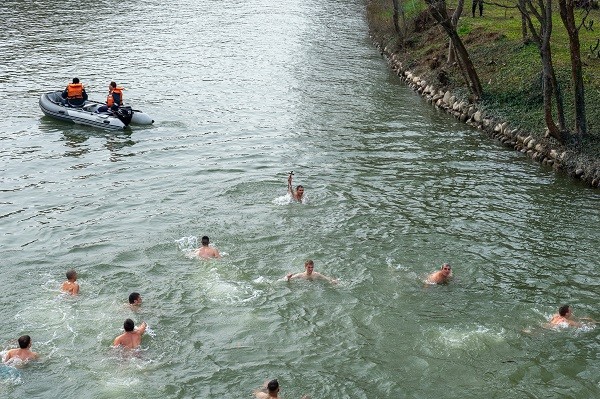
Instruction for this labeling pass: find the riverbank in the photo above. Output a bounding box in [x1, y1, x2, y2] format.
[366, 0, 600, 188]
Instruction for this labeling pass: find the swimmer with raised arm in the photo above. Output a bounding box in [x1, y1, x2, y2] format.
[3, 335, 38, 364]
[61, 269, 80, 295]
[426, 263, 453, 284]
[287, 172, 306, 203]
[113, 319, 147, 349]
[196, 236, 221, 259]
[286, 260, 337, 284]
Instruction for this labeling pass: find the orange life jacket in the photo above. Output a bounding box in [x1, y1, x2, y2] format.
[106, 87, 124, 107]
[66, 83, 84, 99]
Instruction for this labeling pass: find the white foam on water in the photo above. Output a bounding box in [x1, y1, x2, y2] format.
[436, 325, 506, 350]
[272, 193, 309, 205]
[176, 236, 198, 252]
[0, 364, 22, 385]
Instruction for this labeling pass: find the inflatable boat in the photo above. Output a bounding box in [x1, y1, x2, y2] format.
[39, 91, 154, 130]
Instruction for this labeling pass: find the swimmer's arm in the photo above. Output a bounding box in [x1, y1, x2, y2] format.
[3, 350, 13, 362]
[315, 272, 337, 284]
[137, 322, 147, 336]
[286, 272, 302, 281]
[213, 248, 221, 259]
[72, 283, 80, 295]
[287, 174, 295, 195]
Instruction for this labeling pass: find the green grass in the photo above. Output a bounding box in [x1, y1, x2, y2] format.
[367, 0, 600, 157]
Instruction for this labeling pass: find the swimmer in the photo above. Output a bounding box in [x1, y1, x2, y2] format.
[3, 335, 38, 363]
[113, 319, 147, 349]
[196, 236, 221, 259]
[287, 172, 305, 203]
[548, 304, 588, 328]
[254, 379, 281, 399]
[426, 263, 452, 284]
[60, 269, 80, 295]
[286, 260, 337, 284]
[128, 292, 142, 308]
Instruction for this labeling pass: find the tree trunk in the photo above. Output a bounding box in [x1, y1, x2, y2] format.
[425, 0, 483, 100]
[518, 0, 568, 141]
[519, 0, 528, 41]
[559, 0, 588, 136]
[392, 0, 402, 37]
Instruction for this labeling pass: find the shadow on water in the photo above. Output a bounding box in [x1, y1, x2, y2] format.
[39, 116, 137, 160]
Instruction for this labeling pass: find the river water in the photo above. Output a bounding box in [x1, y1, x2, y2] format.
[1, 0, 599, 398]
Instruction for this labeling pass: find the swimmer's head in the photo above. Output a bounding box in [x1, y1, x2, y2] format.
[296, 185, 304, 196]
[305, 260, 314, 274]
[441, 263, 451, 275]
[18, 335, 31, 349]
[66, 269, 77, 281]
[267, 379, 279, 393]
[201, 236, 210, 246]
[124, 319, 135, 332]
[129, 292, 141, 305]
[559, 304, 571, 317]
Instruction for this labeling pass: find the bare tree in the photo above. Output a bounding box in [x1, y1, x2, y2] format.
[392, 0, 408, 46]
[517, 0, 568, 141]
[424, 0, 483, 100]
[558, 0, 588, 137]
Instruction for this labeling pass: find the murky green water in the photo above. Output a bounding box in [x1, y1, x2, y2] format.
[1, 0, 599, 397]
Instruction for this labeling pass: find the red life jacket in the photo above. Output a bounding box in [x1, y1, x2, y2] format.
[106, 87, 124, 107]
[67, 83, 84, 99]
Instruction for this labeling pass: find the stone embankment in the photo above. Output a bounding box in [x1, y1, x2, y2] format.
[376, 43, 600, 188]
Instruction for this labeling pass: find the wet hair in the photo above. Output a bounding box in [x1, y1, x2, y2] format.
[305, 260, 314, 267]
[559, 304, 571, 316]
[267, 379, 279, 393]
[18, 335, 31, 349]
[296, 185, 304, 190]
[441, 263, 451, 270]
[124, 319, 135, 332]
[201, 236, 210, 246]
[110, 81, 117, 88]
[129, 292, 141, 304]
[73, 77, 80, 83]
[66, 269, 77, 280]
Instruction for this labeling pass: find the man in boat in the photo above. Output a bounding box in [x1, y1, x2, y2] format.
[426, 263, 453, 284]
[287, 172, 306, 203]
[285, 260, 337, 284]
[113, 318, 147, 349]
[196, 236, 221, 259]
[3, 335, 39, 364]
[61, 77, 88, 107]
[60, 269, 80, 295]
[97, 81, 124, 113]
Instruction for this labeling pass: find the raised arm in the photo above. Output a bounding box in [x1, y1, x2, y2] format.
[136, 322, 148, 336]
[287, 173, 294, 194]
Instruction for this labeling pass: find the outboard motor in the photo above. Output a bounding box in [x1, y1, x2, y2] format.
[114, 106, 134, 127]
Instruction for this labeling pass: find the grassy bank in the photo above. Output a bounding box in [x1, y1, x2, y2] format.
[366, 0, 600, 181]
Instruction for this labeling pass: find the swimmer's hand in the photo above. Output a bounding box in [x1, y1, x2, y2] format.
[286, 273, 293, 281]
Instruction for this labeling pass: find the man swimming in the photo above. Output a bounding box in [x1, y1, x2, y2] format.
[3, 335, 38, 363]
[113, 319, 147, 349]
[254, 379, 281, 399]
[549, 304, 583, 328]
[61, 269, 80, 295]
[286, 260, 337, 284]
[287, 172, 306, 203]
[426, 263, 453, 284]
[128, 292, 142, 308]
[196, 236, 221, 259]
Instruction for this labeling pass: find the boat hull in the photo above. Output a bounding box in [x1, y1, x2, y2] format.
[39, 91, 154, 130]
